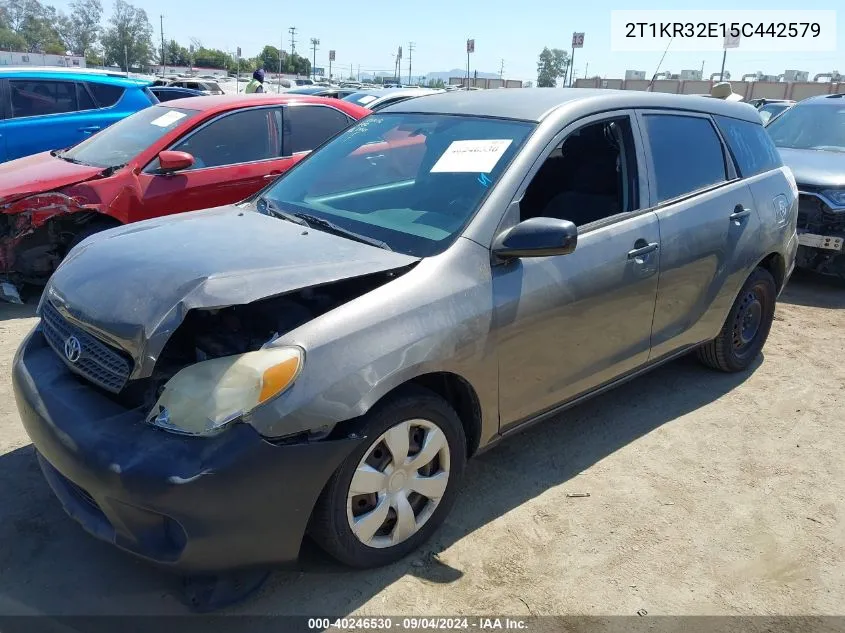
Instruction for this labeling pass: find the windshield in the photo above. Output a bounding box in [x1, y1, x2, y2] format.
[60, 106, 199, 168]
[343, 92, 380, 107]
[759, 103, 790, 124]
[766, 102, 845, 152]
[259, 113, 535, 257]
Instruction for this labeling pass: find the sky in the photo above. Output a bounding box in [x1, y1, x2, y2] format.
[48, 0, 845, 82]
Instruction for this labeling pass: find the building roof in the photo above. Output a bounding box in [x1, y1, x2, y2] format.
[384, 87, 762, 123]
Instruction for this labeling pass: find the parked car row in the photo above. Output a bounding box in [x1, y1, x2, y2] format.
[9, 88, 800, 610]
[0, 93, 370, 287]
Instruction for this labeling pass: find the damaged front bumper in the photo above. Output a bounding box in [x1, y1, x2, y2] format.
[13, 326, 364, 573]
[796, 191, 845, 277]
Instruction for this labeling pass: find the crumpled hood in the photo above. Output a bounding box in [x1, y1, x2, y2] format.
[778, 148, 845, 189]
[44, 205, 419, 378]
[0, 152, 103, 206]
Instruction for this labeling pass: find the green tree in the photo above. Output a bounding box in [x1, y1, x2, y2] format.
[427, 78, 445, 89]
[165, 38, 188, 66]
[101, 0, 153, 70]
[257, 44, 280, 71]
[536, 47, 569, 87]
[0, 27, 27, 49]
[284, 52, 309, 76]
[1, 0, 64, 52]
[56, 0, 102, 57]
[194, 46, 227, 69]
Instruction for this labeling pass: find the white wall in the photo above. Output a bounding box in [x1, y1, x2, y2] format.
[0, 51, 85, 68]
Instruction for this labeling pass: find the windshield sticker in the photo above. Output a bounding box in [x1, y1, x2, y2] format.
[357, 95, 378, 105]
[477, 173, 493, 188]
[150, 110, 187, 128]
[430, 139, 513, 173]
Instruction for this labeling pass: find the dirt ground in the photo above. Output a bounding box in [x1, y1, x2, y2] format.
[0, 271, 843, 620]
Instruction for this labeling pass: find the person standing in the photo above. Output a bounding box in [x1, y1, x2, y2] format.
[245, 69, 265, 94]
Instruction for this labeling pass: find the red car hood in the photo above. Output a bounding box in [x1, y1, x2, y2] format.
[0, 152, 104, 206]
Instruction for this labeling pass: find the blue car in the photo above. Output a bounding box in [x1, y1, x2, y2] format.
[0, 69, 156, 163]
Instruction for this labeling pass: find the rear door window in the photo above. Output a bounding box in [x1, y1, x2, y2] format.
[643, 114, 727, 204]
[714, 115, 783, 177]
[284, 105, 353, 154]
[9, 80, 77, 118]
[86, 82, 125, 108]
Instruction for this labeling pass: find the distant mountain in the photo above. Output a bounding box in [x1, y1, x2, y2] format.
[424, 68, 500, 81]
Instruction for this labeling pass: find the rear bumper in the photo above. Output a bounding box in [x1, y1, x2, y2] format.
[13, 326, 363, 573]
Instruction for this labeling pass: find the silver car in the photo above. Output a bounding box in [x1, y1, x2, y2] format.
[14, 89, 798, 585]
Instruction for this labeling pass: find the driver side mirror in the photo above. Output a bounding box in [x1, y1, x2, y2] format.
[158, 150, 194, 173]
[492, 217, 578, 259]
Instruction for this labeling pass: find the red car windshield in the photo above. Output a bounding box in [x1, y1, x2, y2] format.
[59, 106, 200, 168]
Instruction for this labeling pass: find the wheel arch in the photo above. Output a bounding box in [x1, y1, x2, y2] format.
[757, 251, 787, 293]
[327, 370, 484, 459]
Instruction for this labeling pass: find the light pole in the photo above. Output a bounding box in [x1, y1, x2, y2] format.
[310, 38, 320, 80]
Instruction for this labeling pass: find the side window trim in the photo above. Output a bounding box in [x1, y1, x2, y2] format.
[0, 79, 9, 121]
[634, 109, 738, 210]
[75, 81, 99, 113]
[143, 105, 283, 174]
[7, 78, 79, 120]
[500, 109, 650, 238]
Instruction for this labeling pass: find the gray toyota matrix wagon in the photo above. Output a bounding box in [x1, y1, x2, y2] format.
[14, 89, 798, 580]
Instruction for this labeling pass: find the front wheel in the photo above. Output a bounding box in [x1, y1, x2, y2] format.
[309, 388, 466, 568]
[697, 267, 777, 372]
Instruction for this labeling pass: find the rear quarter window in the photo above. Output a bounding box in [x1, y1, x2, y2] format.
[643, 114, 727, 204]
[86, 82, 125, 108]
[714, 115, 783, 177]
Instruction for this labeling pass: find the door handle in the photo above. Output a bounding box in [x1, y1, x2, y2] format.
[627, 242, 659, 259]
[79, 126, 101, 133]
[730, 206, 751, 221]
[263, 172, 282, 179]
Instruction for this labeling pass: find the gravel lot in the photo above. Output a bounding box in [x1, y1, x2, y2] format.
[0, 271, 843, 620]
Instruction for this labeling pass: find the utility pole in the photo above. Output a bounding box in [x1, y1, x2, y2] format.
[585, 62, 589, 78]
[499, 58, 504, 79]
[310, 38, 319, 80]
[124, 45, 128, 76]
[357, 64, 360, 81]
[160, 15, 165, 75]
[408, 42, 415, 85]
[279, 33, 284, 91]
[288, 26, 297, 57]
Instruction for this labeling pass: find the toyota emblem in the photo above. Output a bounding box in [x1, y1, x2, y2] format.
[64, 336, 82, 363]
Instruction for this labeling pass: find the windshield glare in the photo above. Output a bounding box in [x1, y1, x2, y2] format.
[60, 106, 199, 168]
[766, 102, 845, 152]
[261, 113, 535, 257]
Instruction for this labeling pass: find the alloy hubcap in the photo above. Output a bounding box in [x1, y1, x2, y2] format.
[347, 419, 450, 549]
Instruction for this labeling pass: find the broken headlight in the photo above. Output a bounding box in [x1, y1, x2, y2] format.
[147, 346, 304, 436]
[820, 189, 845, 208]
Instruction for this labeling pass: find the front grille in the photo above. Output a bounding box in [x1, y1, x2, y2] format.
[798, 194, 845, 232]
[41, 300, 132, 393]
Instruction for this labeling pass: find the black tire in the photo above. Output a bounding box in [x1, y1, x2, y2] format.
[697, 267, 777, 372]
[309, 387, 467, 568]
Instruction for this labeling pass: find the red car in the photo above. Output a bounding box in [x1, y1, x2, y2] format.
[0, 94, 370, 288]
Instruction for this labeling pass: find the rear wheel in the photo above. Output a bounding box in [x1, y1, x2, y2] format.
[309, 388, 466, 568]
[697, 267, 777, 372]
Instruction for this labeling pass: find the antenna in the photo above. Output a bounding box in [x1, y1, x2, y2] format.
[647, 37, 673, 92]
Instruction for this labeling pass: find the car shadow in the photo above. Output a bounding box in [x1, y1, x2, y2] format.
[0, 302, 37, 323]
[779, 271, 845, 309]
[0, 353, 762, 621]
